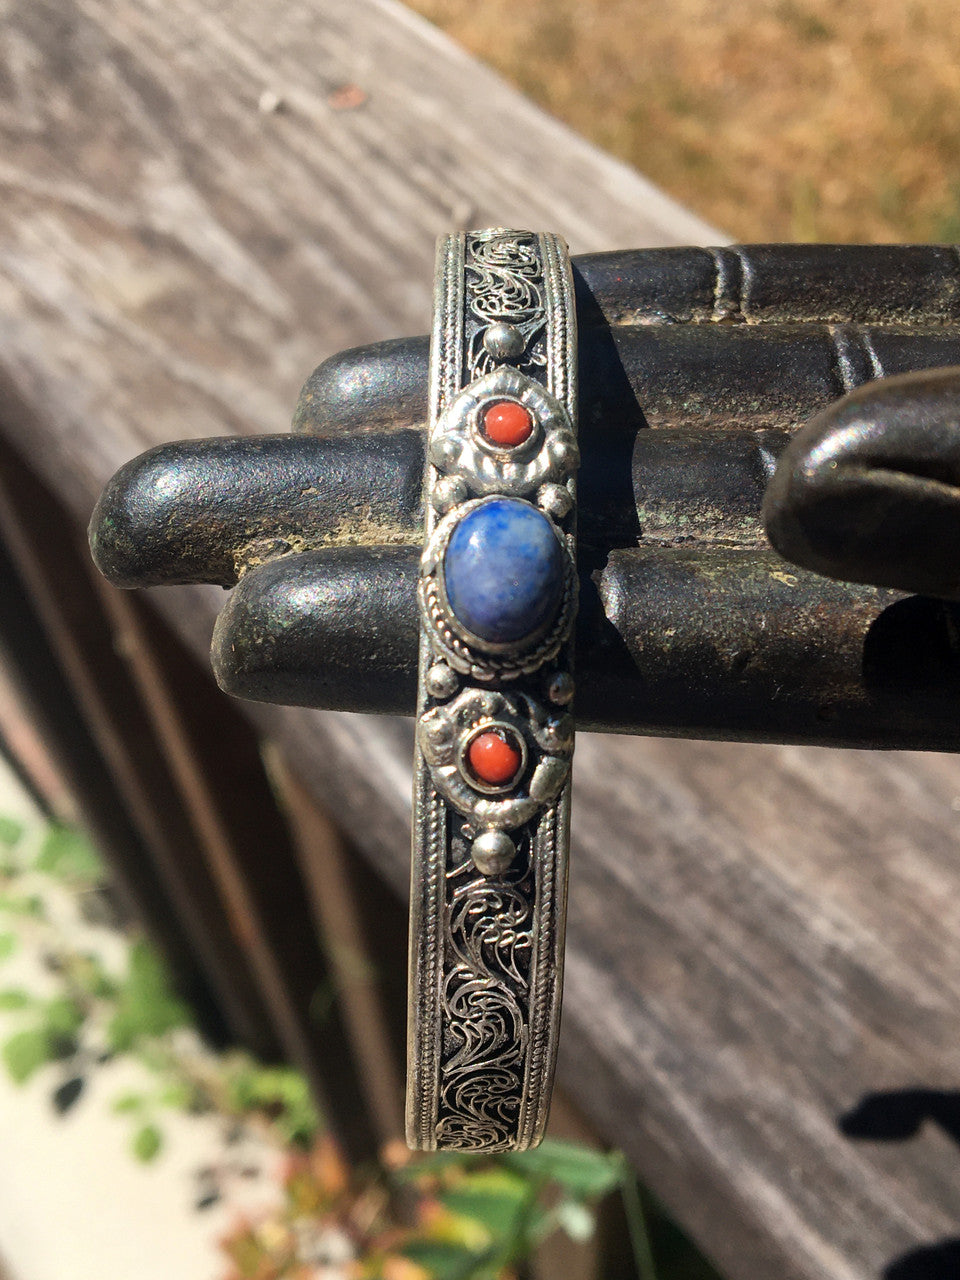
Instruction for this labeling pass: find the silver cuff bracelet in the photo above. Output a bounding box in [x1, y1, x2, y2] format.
[406, 228, 579, 1151]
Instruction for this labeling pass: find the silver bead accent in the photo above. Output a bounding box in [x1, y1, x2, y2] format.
[547, 671, 574, 705]
[483, 322, 525, 360]
[425, 662, 459, 700]
[542, 714, 575, 753]
[471, 830, 517, 876]
[433, 436, 462, 471]
[547, 436, 579, 469]
[434, 474, 469, 513]
[538, 482, 573, 519]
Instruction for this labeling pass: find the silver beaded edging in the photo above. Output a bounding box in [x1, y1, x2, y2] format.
[407, 229, 578, 1152]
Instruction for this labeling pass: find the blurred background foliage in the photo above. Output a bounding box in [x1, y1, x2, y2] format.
[408, 0, 960, 243]
[0, 811, 720, 1279]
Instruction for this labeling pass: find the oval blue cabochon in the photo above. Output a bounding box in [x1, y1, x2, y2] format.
[443, 498, 565, 645]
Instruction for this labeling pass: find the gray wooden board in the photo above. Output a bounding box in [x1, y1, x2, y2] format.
[0, 1, 956, 1277]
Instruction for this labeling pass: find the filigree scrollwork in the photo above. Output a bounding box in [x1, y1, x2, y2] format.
[465, 230, 548, 382]
[466, 230, 541, 317]
[436, 852, 534, 1149]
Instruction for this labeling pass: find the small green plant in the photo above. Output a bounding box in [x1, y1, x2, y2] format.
[0, 809, 720, 1278]
[0, 815, 318, 1163]
[0, 822, 111, 1102]
[396, 1141, 647, 1280]
[219, 1134, 644, 1280]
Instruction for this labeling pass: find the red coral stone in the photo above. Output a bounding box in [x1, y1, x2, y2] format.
[467, 730, 523, 786]
[481, 400, 534, 447]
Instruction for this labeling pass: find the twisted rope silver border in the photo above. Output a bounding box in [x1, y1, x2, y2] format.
[407, 229, 577, 1152]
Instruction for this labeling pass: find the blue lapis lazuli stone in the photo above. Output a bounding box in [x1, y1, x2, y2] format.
[443, 498, 565, 645]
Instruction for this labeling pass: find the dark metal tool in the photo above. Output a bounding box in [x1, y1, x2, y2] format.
[89, 244, 960, 751]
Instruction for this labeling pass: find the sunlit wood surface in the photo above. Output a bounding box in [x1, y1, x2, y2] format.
[0, 3, 957, 1279]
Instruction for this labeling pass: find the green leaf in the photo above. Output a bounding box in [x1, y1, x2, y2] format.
[73, 954, 119, 1000]
[132, 1123, 162, 1162]
[552, 1198, 595, 1243]
[441, 1169, 529, 1240]
[158, 1080, 196, 1111]
[0, 933, 17, 962]
[0, 817, 24, 849]
[223, 1059, 259, 1111]
[224, 1060, 319, 1145]
[399, 1239, 491, 1280]
[0, 989, 31, 1010]
[36, 825, 102, 883]
[0, 893, 44, 918]
[106, 941, 191, 1052]
[3, 1028, 52, 1083]
[504, 1140, 624, 1198]
[43, 996, 84, 1041]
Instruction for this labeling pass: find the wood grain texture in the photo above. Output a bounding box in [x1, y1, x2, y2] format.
[0, 1, 957, 1277]
[0, 0, 719, 517]
[261, 708, 960, 1280]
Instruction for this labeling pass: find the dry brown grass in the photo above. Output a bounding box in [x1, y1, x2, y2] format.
[407, 0, 960, 241]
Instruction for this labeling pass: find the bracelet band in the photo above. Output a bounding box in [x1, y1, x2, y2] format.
[407, 228, 579, 1151]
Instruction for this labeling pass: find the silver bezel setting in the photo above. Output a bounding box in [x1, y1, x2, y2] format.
[429, 366, 579, 497]
[418, 688, 572, 828]
[418, 494, 577, 678]
[459, 721, 528, 796]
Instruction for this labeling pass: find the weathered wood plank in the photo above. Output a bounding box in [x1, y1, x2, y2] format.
[267, 753, 406, 1145]
[0, 1, 956, 1278]
[0, 0, 718, 517]
[0, 488, 230, 1031]
[267, 706, 960, 1280]
[0, 437, 280, 1054]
